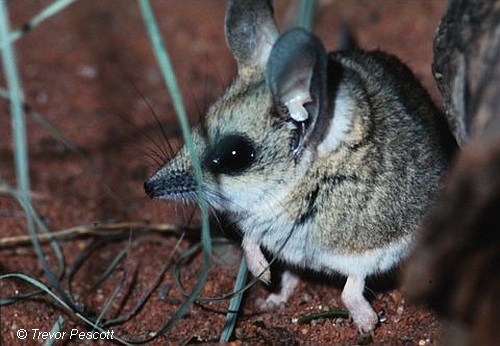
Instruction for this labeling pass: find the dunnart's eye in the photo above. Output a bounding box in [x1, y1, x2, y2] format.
[206, 134, 256, 175]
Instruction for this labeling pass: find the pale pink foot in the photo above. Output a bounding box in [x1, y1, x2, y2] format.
[341, 274, 379, 333]
[242, 236, 271, 284]
[259, 270, 300, 311]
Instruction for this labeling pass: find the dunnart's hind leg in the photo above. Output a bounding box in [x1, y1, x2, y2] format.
[259, 270, 300, 311]
[341, 274, 379, 333]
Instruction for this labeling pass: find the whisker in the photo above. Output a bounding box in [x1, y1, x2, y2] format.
[111, 72, 184, 175]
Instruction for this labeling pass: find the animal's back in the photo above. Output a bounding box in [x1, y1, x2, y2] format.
[256, 49, 457, 271]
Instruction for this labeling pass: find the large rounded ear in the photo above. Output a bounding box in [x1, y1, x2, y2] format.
[225, 0, 279, 82]
[266, 28, 328, 157]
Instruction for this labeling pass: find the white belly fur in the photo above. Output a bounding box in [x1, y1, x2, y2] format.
[241, 216, 413, 278]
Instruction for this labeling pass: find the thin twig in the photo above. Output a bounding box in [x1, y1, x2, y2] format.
[0, 221, 195, 248]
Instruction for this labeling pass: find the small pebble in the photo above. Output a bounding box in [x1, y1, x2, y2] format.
[77, 65, 98, 79]
[378, 310, 388, 323]
[36, 91, 48, 104]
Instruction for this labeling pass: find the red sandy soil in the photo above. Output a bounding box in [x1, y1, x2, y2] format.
[1, 1, 447, 345]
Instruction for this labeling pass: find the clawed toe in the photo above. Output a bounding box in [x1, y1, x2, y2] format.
[257, 294, 287, 311]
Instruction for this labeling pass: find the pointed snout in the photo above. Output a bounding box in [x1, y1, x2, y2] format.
[143, 169, 197, 200]
[144, 176, 162, 198]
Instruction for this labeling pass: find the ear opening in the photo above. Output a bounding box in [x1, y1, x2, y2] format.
[266, 27, 328, 157]
[225, 0, 279, 82]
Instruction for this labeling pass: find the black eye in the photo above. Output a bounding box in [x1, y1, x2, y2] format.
[206, 134, 256, 175]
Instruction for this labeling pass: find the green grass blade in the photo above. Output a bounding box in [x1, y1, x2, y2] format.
[220, 257, 248, 342]
[0, 273, 132, 345]
[0, 177, 66, 281]
[0, 1, 28, 199]
[294, 0, 318, 30]
[137, 0, 212, 338]
[0, 87, 79, 152]
[0, 0, 78, 48]
[0, 0, 35, 259]
[294, 309, 350, 324]
[43, 315, 64, 346]
[0, 0, 64, 301]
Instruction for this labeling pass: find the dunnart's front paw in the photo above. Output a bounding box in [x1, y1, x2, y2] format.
[242, 237, 271, 284]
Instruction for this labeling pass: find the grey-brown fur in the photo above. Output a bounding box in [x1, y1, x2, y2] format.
[144, 0, 456, 336]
